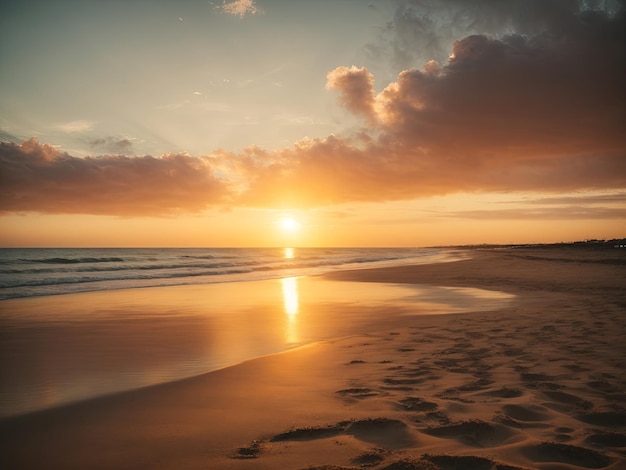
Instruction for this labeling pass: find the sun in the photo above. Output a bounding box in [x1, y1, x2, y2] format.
[280, 217, 301, 234]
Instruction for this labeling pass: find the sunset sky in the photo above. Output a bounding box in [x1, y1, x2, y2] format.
[1, 0, 625, 247]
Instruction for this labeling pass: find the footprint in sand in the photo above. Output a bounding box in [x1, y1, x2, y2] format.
[396, 397, 438, 412]
[587, 380, 621, 394]
[585, 432, 626, 448]
[344, 418, 417, 449]
[395, 368, 436, 379]
[493, 413, 526, 429]
[350, 448, 389, 467]
[458, 378, 495, 391]
[438, 378, 495, 397]
[383, 377, 427, 386]
[478, 387, 524, 399]
[541, 390, 593, 412]
[421, 419, 519, 447]
[577, 411, 626, 428]
[231, 441, 263, 459]
[269, 422, 350, 442]
[336, 387, 379, 399]
[269, 418, 417, 450]
[501, 404, 551, 422]
[520, 372, 555, 383]
[522, 441, 614, 468]
[422, 454, 531, 470]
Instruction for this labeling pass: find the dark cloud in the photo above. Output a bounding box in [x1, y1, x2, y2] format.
[370, 0, 623, 70]
[237, 6, 625, 206]
[0, 138, 229, 215]
[87, 136, 134, 154]
[372, 24, 625, 156]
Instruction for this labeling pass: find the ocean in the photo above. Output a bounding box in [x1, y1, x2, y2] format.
[0, 247, 514, 418]
[0, 247, 459, 300]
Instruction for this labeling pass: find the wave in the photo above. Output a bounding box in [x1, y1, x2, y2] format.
[0, 260, 263, 276]
[17, 257, 126, 265]
[1, 253, 415, 277]
[0, 248, 450, 300]
[1, 268, 252, 289]
[0, 256, 394, 288]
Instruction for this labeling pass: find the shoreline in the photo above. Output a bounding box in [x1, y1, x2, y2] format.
[1, 247, 625, 469]
[0, 246, 464, 301]
[0, 258, 511, 419]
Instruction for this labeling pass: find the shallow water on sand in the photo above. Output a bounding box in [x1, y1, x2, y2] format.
[0, 277, 513, 417]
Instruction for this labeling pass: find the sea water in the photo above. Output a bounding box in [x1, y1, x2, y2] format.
[0, 247, 460, 300]
[0, 248, 513, 417]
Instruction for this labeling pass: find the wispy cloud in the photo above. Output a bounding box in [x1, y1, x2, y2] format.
[513, 193, 626, 206]
[0, 128, 22, 143]
[55, 120, 95, 133]
[441, 207, 626, 221]
[220, 0, 261, 18]
[155, 100, 191, 110]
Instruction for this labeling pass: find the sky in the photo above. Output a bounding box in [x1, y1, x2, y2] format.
[1, 0, 625, 247]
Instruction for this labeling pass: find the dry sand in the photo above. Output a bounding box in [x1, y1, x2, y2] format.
[1, 247, 625, 469]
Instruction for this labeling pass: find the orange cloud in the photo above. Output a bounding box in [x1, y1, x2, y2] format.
[220, 0, 260, 18]
[239, 10, 625, 206]
[326, 66, 377, 123]
[0, 139, 228, 215]
[1, 8, 624, 216]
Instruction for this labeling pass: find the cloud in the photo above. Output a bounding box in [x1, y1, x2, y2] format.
[156, 100, 191, 110]
[370, 0, 623, 71]
[236, 6, 626, 206]
[220, 0, 261, 18]
[87, 136, 134, 154]
[1, 5, 625, 216]
[55, 120, 95, 133]
[0, 128, 21, 143]
[441, 206, 626, 220]
[368, 26, 626, 156]
[326, 66, 377, 123]
[0, 138, 228, 216]
[515, 192, 626, 206]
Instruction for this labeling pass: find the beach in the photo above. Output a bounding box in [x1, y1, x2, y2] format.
[1, 246, 625, 469]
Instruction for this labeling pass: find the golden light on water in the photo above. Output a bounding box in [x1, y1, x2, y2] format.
[281, 277, 299, 316]
[281, 277, 300, 343]
[284, 247, 295, 259]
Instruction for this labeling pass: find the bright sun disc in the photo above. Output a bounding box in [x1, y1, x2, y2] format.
[280, 217, 301, 233]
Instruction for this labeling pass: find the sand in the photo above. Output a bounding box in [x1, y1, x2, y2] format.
[1, 246, 625, 469]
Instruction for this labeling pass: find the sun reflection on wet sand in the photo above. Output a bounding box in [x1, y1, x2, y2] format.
[0, 277, 514, 417]
[281, 277, 300, 343]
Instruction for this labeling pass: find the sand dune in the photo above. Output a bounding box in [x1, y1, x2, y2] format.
[1, 247, 625, 469]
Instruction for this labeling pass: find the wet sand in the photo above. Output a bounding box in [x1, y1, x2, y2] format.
[1, 247, 625, 469]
